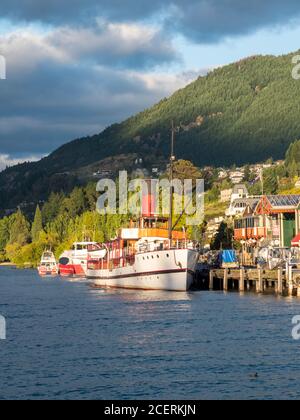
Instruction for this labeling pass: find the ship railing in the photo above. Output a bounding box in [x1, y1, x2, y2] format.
[87, 241, 199, 271]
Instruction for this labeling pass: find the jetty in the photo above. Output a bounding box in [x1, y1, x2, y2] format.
[194, 266, 300, 296]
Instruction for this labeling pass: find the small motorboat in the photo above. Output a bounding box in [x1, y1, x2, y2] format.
[38, 250, 59, 276]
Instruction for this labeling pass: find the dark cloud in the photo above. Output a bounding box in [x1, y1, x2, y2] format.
[0, 52, 192, 156]
[1, 1, 300, 42]
[168, 0, 300, 43]
[0, 0, 162, 24]
[1, 0, 300, 162]
[0, 16, 180, 159]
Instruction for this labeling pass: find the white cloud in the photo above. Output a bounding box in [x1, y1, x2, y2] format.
[0, 20, 214, 160]
[0, 20, 176, 74]
[0, 23, 203, 157]
[0, 154, 41, 171]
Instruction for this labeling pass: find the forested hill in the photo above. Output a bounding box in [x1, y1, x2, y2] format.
[1, 50, 300, 211]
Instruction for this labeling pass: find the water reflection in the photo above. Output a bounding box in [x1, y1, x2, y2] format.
[4, 268, 300, 399]
[89, 286, 192, 303]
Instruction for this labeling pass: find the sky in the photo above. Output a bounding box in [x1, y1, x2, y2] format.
[1, 1, 300, 171]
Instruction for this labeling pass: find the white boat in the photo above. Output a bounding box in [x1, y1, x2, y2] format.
[87, 229, 199, 291]
[59, 242, 107, 277]
[38, 250, 59, 276]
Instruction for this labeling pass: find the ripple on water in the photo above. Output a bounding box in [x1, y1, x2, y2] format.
[1, 267, 300, 400]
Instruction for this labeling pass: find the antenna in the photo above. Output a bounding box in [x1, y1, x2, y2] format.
[168, 121, 176, 241]
[261, 168, 264, 196]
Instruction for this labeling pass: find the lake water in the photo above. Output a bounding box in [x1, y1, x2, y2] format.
[1, 266, 300, 400]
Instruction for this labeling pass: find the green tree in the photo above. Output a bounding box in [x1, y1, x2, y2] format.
[211, 222, 233, 250]
[243, 165, 252, 182]
[206, 185, 220, 203]
[42, 192, 65, 225]
[63, 187, 88, 219]
[263, 168, 278, 194]
[285, 140, 300, 168]
[170, 160, 202, 181]
[31, 205, 43, 242]
[9, 210, 30, 246]
[0, 217, 10, 250]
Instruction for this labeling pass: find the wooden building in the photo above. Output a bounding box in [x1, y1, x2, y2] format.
[234, 195, 300, 248]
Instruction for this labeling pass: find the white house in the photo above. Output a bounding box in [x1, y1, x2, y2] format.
[231, 184, 248, 201]
[220, 189, 233, 203]
[230, 170, 244, 184]
[225, 184, 250, 217]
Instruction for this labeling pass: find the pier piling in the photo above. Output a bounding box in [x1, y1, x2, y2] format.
[209, 270, 214, 291]
[256, 268, 263, 293]
[223, 268, 228, 291]
[204, 266, 292, 296]
[239, 268, 245, 292]
[277, 268, 283, 295]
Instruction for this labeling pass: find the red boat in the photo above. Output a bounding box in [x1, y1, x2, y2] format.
[59, 242, 105, 277]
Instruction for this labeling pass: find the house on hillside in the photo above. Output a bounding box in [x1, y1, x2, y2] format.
[229, 170, 244, 184]
[218, 169, 228, 180]
[220, 189, 233, 203]
[225, 184, 250, 216]
[232, 184, 248, 200]
[226, 197, 259, 218]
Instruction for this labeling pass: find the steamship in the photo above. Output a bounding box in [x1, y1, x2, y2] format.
[86, 127, 200, 291]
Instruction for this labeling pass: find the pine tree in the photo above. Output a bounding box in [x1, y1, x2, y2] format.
[211, 222, 233, 250]
[0, 217, 10, 250]
[9, 210, 30, 246]
[31, 205, 43, 242]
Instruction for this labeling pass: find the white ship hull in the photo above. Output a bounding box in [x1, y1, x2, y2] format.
[87, 249, 199, 292]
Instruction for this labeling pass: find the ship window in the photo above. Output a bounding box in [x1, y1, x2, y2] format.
[166, 254, 170, 258]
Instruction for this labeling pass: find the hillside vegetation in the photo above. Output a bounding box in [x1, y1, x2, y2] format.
[2, 142, 300, 266]
[1, 50, 300, 211]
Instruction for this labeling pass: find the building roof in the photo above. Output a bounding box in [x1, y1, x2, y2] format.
[256, 195, 300, 215]
[232, 184, 248, 195]
[267, 195, 300, 208]
[244, 198, 260, 213]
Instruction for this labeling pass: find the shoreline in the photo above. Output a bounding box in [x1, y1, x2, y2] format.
[0, 263, 16, 267]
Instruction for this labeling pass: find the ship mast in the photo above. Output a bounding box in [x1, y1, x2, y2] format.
[168, 121, 176, 241]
